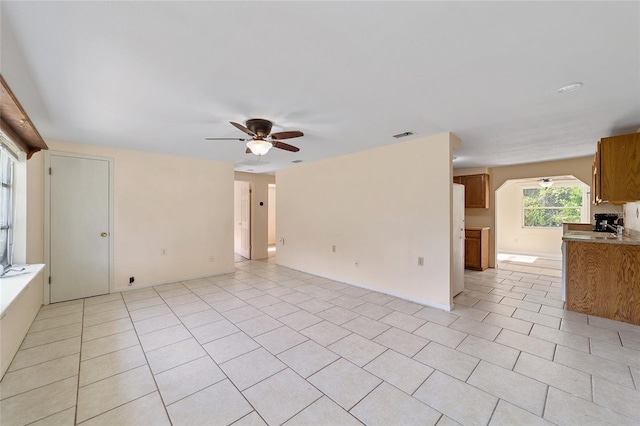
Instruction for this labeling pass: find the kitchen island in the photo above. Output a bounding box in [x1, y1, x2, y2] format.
[563, 231, 640, 325]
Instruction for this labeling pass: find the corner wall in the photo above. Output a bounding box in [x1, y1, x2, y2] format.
[41, 140, 235, 291]
[276, 133, 457, 309]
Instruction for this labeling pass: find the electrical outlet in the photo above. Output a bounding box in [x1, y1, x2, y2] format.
[161, 248, 167, 255]
[418, 257, 424, 266]
[209, 255, 214, 263]
[332, 245, 336, 253]
[355, 260, 359, 268]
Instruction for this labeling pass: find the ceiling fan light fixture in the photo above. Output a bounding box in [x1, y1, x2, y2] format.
[539, 178, 554, 188]
[246, 139, 273, 156]
[557, 82, 583, 94]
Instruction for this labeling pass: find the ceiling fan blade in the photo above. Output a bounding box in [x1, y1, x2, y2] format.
[273, 141, 300, 152]
[246, 147, 252, 154]
[205, 137, 248, 141]
[230, 121, 256, 137]
[270, 130, 304, 140]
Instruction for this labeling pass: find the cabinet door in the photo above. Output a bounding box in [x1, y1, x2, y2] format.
[464, 174, 489, 208]
[600, 133, 640, 203]
[453, 176, 464, 185]
[464, 237, 481, 269]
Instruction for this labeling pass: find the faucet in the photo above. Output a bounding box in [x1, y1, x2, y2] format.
[606, 223, 624, 236]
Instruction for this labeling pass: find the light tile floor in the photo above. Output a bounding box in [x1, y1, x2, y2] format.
[1, 259, 639, 425]
[497, 253, 563, 278]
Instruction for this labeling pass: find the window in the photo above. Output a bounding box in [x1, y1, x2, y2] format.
[522, 185, 586, 228]
[1, 143, 16, 270]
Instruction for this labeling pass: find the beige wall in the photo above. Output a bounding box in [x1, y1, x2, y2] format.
[42, 140, 235, 290]
[26, 152, 45, 264]
[458, 156, 596, 267]
[276, 133, 458, 310]
[234, 172, 275, 260]
[624, 201, 640, 237]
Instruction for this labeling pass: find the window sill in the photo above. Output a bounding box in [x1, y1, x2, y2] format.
[0, 264, 45, 318]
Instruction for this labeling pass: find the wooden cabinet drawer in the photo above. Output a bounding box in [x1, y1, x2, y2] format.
[465, 230, 481, 239]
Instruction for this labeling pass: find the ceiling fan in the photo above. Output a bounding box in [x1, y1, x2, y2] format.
[206, 118, 303, 155]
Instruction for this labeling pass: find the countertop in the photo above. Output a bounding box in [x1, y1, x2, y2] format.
[466, 227, 490, 231]
[0, 264, 45, 316]
[562, 231, 640, 246]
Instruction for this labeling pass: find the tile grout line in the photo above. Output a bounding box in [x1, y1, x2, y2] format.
[150, 280, 278, 420]
[110, 287, 176, 425]
[73, 298, 86, 426]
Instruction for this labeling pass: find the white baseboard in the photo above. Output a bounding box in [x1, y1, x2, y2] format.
[112, 268, 236, 293]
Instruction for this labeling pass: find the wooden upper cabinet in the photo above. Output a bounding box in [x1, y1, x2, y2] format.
[595, 133, 640, 204]
[453, 173, 489, 208]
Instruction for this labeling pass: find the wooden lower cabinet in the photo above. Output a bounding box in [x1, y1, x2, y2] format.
[565, 241, 640, 325]
[465, 227, 489, 271]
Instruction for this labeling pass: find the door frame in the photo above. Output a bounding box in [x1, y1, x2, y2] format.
[44, 151, 115, 305]
[234, 180, 252, 260]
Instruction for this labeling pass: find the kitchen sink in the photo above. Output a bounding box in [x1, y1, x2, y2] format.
[566, 233, 619, 240]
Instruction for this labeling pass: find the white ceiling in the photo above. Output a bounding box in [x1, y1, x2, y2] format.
[1, 1, 639, 174]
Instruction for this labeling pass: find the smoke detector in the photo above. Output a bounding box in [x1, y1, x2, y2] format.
[557, 82, 583, 94]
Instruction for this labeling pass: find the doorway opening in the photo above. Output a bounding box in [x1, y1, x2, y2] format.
[234, 181, 251, 262]
[268, 184, 276, 258]
[495, 175, 588, 277]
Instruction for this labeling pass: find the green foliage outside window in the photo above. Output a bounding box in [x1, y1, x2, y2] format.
[523, 186, 583, 227]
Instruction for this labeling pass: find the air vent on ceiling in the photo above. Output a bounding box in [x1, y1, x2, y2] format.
[235, 160, 270, 167]
[392, 131, 414, 139]
[291, 160, 303, 163]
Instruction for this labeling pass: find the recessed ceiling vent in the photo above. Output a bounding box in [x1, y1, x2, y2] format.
[392, 131, 414, 139]
[292, 160, 303, 163]
[235, 160, 269, 167]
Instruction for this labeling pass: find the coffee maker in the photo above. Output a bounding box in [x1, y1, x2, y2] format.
[594, 213, 622, 232]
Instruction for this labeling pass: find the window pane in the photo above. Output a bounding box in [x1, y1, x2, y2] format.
[524, 208, 581, 227]
[0, 145, 13, 268]
[523, 187, 583, 208]
[0, 229, 7, 266]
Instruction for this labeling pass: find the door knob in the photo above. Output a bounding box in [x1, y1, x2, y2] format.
[101, 232, 108, 237]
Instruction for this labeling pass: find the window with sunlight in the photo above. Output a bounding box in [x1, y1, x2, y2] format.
[522, 186, 586, 228]
[1, 143, 16, 272]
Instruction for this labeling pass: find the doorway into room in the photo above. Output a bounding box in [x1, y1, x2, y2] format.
[495, 175, 589, 277]
[234, 181, 251, 261]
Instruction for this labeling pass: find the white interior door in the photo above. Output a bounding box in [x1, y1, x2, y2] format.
[234, 181, 251, 259]
[49, 154, 111, 303]
[452, 183, 465, 297]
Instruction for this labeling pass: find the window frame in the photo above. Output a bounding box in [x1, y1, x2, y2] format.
[1, 142, 17, 270]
